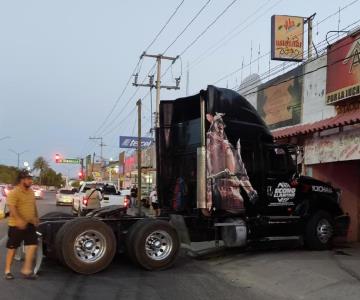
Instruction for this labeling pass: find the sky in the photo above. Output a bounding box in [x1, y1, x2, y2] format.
[0, 0, 358, 177]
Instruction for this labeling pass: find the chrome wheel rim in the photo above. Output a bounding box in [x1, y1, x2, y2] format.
[317, 219, 333, 244]
[73, 230, 106, 263]
[145, 230, 173, 261]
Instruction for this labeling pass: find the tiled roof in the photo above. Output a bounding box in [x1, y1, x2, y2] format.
[272, 109, 360, 139]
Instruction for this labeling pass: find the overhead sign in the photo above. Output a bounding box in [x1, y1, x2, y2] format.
[58, 158, 81, 164]
[119, 136, 153, 149]
[271, 15, 304, 61]
[326, 31, 360, 104]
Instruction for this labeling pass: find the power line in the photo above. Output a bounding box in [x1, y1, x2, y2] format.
[190, 0, 280, 69]
[235, 18, 360, 93]
[212, 0, 360, 86]
[242, 36, 360, 98]
[162, 0, 212, 54]
[145, 0, 186, 52]
[179, 0, 240, 56]
[92, 1, 185, 137]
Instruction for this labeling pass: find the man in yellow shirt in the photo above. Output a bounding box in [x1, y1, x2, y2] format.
[4, 170, 39, 280]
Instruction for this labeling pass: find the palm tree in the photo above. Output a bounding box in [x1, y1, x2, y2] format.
[33, 156, 49, 185]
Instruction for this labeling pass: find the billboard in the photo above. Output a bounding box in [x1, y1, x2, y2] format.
[271, 15, 304, 61]
[257, 65, 303, 130]
[119, 136, 153, 149]
[326, 31, 360, 105]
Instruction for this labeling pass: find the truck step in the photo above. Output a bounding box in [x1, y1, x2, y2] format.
[259, 236, 301, 242]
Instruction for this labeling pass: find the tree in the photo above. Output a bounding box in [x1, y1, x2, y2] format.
[33, 156, 49, 184]
[0, 165, 19, 184]
[40, 168, 64, 187]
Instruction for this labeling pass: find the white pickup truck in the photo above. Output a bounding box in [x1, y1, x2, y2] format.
[72, 181, 130, 216]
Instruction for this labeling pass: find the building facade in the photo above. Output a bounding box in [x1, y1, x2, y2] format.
[243, 32, 360, 241]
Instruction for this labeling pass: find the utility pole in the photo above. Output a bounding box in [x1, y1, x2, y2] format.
[9, 149, 28, 169]
[136, 99, 142, 216]
[133, 52, 180, 128]
[89, 137, 106, 165]
[305, 13, 316, 60]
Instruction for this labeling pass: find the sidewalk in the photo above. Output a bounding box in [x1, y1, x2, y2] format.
[190, 242, 360, 300]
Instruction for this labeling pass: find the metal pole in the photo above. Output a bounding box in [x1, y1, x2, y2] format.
[197, 94, 207, 209]
[137, 99, 142, 216]
[155, 56, 162, 128]
[308, 17, 313, 60]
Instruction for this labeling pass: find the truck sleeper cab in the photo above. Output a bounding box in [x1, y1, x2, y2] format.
[38, 86, 350, 275]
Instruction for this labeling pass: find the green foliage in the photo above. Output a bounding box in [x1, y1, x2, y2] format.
[0, 165, 19, 184]
[33, 156, 50, 185]
[37, 168, 64, 187]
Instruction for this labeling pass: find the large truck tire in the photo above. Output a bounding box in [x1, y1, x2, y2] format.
[55, 218, 81, 264]
[128, 220, 180, 270]
[58, 218, 117, 274]
[41, 212, 72, 219]
[125, 219, 154, 263]
[304, 210, 334, 250]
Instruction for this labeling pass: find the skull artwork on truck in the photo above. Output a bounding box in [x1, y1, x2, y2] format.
[206, 113, 258, 211]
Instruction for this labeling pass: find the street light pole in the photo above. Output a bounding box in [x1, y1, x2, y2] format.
[9, 149, 29, 169]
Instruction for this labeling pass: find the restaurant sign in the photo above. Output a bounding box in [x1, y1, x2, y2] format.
[326, 31, 360, 104]
[304, 128, 360, 164]
[271, 15, 304, 61]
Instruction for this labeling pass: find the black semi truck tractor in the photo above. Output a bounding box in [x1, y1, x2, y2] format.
[38, 86, 350, 274]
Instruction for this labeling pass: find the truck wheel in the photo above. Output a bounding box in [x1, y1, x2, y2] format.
[41, 212, 72, 219]
[305, 211, 334, 250]
[125, 219, 154, 263]
[55, 218, 80, 264]
[59, 218, 116, 274]
[130, 220, 180, 270]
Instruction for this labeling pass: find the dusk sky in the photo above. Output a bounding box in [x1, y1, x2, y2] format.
[0, 0, 357, 176]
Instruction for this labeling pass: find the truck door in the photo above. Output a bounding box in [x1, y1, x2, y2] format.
[263, 145, 298, 214]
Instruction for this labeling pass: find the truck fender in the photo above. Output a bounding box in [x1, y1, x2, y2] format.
[296, 197, 342, 218]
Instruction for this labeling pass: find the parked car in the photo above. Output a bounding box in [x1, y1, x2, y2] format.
[0, 186, 9, 219]
[56, 188, 77, 206]
[32, 186, 44, 199]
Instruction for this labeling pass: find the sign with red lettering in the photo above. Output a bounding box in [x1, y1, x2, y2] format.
[326, 31, 360, 104]
[271, 15, 304, 61]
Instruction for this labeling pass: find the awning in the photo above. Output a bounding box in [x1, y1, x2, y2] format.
[272, 109, 360, 139]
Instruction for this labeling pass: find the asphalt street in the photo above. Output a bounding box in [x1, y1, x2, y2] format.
[0, 192, 261, 300]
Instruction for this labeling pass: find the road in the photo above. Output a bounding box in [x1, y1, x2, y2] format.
[0, 192, 260, 300]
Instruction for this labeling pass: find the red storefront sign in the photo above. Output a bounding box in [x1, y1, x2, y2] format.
[326, 31, 360, 104]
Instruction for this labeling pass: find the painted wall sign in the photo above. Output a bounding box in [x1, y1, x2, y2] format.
[257, 66, 303, 130]
[326, 31, 360, 104]
[119, 136, 153, 149]
[271, 15, 304, 61]
[305, 127, 360, 164]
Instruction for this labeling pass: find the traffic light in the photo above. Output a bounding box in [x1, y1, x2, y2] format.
[55, 153, 60, 163]
[78, 171, 84, 180]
